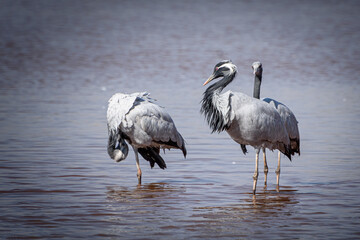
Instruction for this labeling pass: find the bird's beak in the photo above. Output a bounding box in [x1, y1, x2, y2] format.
[203, 75, 215, 86]
[252, 66, 258, 75]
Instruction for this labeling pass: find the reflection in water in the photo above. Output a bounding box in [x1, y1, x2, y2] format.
[105, 183, 301, 239]
[107, 182, 186, 203]
[195, 186, 298, 221]
[250, 187, 298, 209]
[105, 183, 191, 238]
[1, 0, 360, 239]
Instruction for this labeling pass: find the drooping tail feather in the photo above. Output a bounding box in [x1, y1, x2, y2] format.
[240, 144, 248, 154]
[281, 143, 292, 161]
[181, 144, 187, 158]
[290, 138, 300, 156]
[138, 147, 167, 169]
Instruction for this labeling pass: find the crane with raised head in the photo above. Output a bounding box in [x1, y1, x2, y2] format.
[201, 60, 291, 194]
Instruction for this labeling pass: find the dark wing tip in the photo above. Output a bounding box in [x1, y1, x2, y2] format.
[182, 145, 187, 158]
[290, 138, 300, 156]
[283, 144, 292, 161]
[240, 144, 248, 155]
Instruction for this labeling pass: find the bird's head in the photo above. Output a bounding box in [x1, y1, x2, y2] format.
[203, 60, 237, 86]
[252, 61, 263, 77]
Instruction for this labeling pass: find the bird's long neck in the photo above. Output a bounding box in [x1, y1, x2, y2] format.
[253, 74, 262, 99]
[201, 73, 235, 133]
[208, 73, 235, 95]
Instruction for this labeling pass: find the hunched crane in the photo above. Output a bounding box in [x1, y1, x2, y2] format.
[107, 92, 186, 184]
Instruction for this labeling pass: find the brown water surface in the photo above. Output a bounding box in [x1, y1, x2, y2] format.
[1, 0, 360, 239]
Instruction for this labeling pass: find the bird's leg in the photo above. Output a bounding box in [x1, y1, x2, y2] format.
[253, 149, 260, 195]
[276, 151, 281, 192]
[263, 148, 268, 187]
[133, 147, 142, 185]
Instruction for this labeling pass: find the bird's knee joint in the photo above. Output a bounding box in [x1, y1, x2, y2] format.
[253, 173, 259, 180]
[275, 169, 280, 174]
[264, 167, 269, 174]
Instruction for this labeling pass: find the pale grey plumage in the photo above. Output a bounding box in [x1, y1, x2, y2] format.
[262, 98, 300, 151]
[201, 60, 291, 194]
[225, 93, 291, 152]
[107, 92, 186, 184]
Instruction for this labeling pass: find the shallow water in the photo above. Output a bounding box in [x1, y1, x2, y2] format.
[1, 0, 360, 239]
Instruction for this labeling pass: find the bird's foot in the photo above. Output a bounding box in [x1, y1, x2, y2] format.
[137, 172, 142, 185]
[264, 167, 268, 186]
[275, 168, 280, 192]
[264, 175, 268, 187]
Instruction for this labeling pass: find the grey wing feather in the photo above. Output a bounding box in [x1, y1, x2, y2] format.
[262, 98, 300, 141]
[227, 93, 290, 153]
[262, 97, 300, 154]
[118, 95, 186, 155]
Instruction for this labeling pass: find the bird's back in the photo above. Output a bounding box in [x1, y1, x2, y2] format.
[123, 100, 185, 149]
[226, 92, 290, 152]
[107, 92, 148, 134]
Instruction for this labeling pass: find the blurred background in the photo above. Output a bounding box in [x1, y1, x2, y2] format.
[0, 0, 359, 239]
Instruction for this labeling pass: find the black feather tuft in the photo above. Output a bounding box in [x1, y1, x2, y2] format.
[138, 147, 167, 169]
[281, 144, 292, 161]
[200, 87, 230, 133]
[240, 144, 248, 154]
[290, 138, 300, 156]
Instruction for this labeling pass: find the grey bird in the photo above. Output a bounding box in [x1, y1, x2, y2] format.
[249, 61, 300, 191]
[201, 60, 291, 194]
[107, 92, 186, 184]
